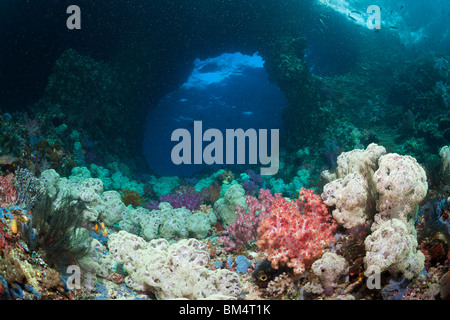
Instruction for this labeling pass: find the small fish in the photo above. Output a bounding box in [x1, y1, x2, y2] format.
[348, 14, 357, 21]
[100, 222, 105, 230]
[103, 229, 108, 237]
[94, 224, 99, 232]
[389, 26, 399, 29]
[242, 111, 254, 115]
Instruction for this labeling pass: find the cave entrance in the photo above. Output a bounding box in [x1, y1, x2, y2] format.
[143, 52, 287, 177]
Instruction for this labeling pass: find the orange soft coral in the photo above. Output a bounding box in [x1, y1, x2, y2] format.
[257, 188, 337, 274]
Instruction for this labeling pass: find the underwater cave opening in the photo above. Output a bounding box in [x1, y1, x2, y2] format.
[143, 52, 287, 177]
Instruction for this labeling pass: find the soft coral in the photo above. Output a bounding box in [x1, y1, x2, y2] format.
[0, 173, 17, 207]
[257, 188, 337, 274]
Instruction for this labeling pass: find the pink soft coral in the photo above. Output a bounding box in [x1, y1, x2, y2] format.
[0, 173, 17, 207]
[219, 188, 281, 252]
[257, 188, 337, 274]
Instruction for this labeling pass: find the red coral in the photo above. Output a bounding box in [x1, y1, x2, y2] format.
[257, 188, 337, 274]
[219, 189, 281, 252]
[219, 204, 259, 252]
[0, 173, 17, 207]
[0, 231, 6, 253]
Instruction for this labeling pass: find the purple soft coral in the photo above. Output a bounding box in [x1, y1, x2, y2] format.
[219, 188, 282, 252]
[245, 169, 264, 185]
[242, 179, 258, 196]
[159, 193, 184, 208]
[181, 192, 202, 211]
[145, 200, 160, 211]
[159, 192, 202, 211]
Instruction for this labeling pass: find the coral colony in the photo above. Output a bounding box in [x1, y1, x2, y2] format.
[1, 1, 450, 302]
[2, 138, 449, 300]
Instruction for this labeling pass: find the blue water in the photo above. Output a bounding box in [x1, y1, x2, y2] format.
[316, 0, 450, 52]
[143, 52, 286, 177]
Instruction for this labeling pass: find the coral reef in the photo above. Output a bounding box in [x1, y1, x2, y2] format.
[0, 173, 17, 207]
[373, 153, 428, 230]
[28, 193, 92, 264]
[159, 191, 202, 211]
[322, 144, 428, 282]
[219, 189, 282, 252]
[311, 252, 349, 294]
[12, 168, 45, 210]
[108, 231, 241, 299]
[322, 172, 369, 229]
[3, 1, 450, 303]
[0, 138, 448, 301]
[119, 189, 145, 208]
[37, 49, 135, 157]
[321, 143, 387, 226]
[364, 219, 425, 279]
[214, 184, 247, 227]
[440, 145, 450, 183]
[257, 188, 337, 274]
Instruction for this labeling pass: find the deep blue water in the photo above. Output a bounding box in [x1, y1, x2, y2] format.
[143, 53, 286, 177]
